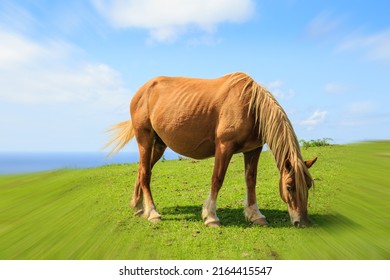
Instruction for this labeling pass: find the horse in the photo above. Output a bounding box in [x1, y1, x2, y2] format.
[105, 72, 317, 227]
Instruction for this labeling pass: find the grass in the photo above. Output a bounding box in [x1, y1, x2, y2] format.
[0, 142, 389, 259]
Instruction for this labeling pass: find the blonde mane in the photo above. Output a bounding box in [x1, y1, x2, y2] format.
[228, 72, 313, 206]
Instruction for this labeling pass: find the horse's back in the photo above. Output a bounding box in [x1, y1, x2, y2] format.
[130, 73, 256, 158]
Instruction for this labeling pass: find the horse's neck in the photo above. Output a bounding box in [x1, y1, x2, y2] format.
[264, 129, 300, 172]
[267, 142, 287, 171]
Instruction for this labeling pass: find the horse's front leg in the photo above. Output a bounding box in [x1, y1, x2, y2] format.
[202, 141, 233, 227]
[243, 147, 268, 225]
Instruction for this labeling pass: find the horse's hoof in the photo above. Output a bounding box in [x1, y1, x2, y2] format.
[149, 216, 161, 223]
[205, 221, 221, 227]
[147, 209, 161, 222]
[134, 209, 144, 216]
[252, 217, 268, 226]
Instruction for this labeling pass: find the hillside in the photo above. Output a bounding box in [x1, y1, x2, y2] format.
[0, 143, 389, 259]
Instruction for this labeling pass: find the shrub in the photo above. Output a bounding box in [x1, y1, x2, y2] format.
[299, 138, 333, 149]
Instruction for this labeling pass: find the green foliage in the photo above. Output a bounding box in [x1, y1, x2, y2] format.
[0, 142, 389, 260]
[299, 138, 333, 149]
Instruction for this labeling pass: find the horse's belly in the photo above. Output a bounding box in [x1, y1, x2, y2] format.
[152, 120, 216, 159]
[160, 132, 215, 159]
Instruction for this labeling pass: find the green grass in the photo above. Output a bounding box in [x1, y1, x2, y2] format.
[0, 143, 389, 259]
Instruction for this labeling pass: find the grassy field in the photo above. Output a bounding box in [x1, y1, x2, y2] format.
[0, 142, 389, 260]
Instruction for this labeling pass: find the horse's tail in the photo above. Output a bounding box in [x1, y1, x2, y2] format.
[104, 120, 135, 156]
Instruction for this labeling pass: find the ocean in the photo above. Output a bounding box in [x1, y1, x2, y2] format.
[0, 151, 179, 175]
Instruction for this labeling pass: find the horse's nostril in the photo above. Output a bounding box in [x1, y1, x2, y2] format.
[294, 221, 300, 228]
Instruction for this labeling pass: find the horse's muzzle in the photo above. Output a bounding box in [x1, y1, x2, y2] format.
[289, 207, 311, 228]
[292, 218, 311, 228]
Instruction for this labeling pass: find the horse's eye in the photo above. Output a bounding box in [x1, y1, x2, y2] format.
[287, 185, 293, 192]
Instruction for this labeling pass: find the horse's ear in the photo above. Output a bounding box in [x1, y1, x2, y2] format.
[305, 157, 317, 168]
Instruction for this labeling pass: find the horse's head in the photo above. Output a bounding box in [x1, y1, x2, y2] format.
[279, 157, 317, 228]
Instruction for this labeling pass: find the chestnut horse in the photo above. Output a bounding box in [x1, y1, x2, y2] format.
[106, 72, 317, 227]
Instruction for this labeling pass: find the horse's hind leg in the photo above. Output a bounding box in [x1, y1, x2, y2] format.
[243, 147, 268, 225]
[130, 139, 166, 216]
[133, 131, 164, 222]
[131, 179, 144, 216]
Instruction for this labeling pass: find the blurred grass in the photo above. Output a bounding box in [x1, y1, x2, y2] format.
[0, 142, 388, 259]
[296, 141, 390, 259]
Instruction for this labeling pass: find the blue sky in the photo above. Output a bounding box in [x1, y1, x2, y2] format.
[0, 0, 389, 152]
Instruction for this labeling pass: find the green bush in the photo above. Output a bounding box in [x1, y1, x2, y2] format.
[299, 138, 333, 149]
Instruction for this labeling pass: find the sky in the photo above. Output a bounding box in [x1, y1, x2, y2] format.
[0, 0, 389, 153]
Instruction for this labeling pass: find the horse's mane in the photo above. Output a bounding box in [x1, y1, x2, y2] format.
[227, 72, 313, 206]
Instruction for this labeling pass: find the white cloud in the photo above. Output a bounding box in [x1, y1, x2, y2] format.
[337, 30, 390, 62]
[0, 28, 132, 152]
[339, 101, 382, 129]
[91, 0, 255, 42]
[0, 1, 37, 34]
[340, 115, 390, 127]
[0, 29, 131, 110]
[299, 110, 327, 127]
[347, 101, 375, 115]
[187, 34, 223, 47]
[306, 11, 390, 64]
[0, 28, 43, 66]
[268, 80, 283, 90]
[324, 82, 350, 94]
[267, 80, 296, 100]
[306, 11, 344, 38]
